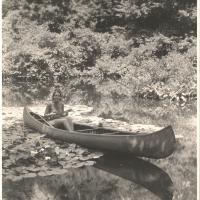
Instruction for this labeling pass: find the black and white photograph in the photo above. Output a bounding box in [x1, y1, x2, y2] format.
[2, 0, 198, 199]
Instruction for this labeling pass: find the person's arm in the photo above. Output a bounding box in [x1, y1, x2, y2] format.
[60, 104, 68, 117]
[61, 103, 64, 114]
[44, 104, 51, 115]
[44, 104, 58, 119]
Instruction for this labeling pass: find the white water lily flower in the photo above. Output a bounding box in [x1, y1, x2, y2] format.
[30, 151, 38, 156]
[45, 156, 51, 160]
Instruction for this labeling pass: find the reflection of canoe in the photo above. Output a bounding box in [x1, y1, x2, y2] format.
[95, 154, 174, 200]
[23, 106, 176, 159]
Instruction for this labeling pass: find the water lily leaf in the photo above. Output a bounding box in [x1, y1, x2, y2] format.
[15, 155, 36, 166]
[78, 156, 90, 161]
[40, 166, 49, 171]
[85, 161, 95, 166]
[76, 149, 85, 155]
[47, 158, 59, 167]
[73, 162, 85, 168]
[22, 169, 29, 174]
[89, 152, 104, 159]
[68, 153, 76, 158]
[35, 141, 41, 147]
[58, 153, 66, 160]
[22, 173, 37, 178]
[45, 170, 57, 176]
[37, 171, 48, 177]
[44, 144, 51, 149]
[30, 151, 38, 157]
[58, 161, 66, 166]
[26, 166, 41, 172]
[8, 149, 18, 154]
[59, 143, 70, 148]
[13, 145, 28, 153]
[69, 144, 77, 149]
[3, 160, 15, 169]
[55, 147, 60, 154]
[82, 151, 90, 156]
[4, 175, 15, 180]
[63, 163, 72, 169]
[36, 160, 46, 166]
[53, 168, 67, 175]
[70, 157, 79, 162]
[12, 176, 23, 182]
[93, 154, 104, 159]
[14, 166, 24, 173]
[2, 153, 9, 161]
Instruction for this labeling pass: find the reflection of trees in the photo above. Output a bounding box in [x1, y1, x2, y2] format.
[3, 79, 196, 126]
[3, 154, 173, 200]
[2, 79, 102, 106]
[63, 78, 102, 106]
[2, 82, 51, 106]
[3, 168, 120, 200]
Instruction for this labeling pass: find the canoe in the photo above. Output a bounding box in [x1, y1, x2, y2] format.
[23, 106, 176, 159]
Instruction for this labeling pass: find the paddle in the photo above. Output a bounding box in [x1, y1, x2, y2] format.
[44, 109, 72, 121]
[31, 112, 53, 127]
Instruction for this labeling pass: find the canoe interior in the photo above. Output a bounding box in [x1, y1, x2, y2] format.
[30, 111, 142, 136]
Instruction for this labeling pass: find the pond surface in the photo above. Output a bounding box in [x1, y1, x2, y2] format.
[2, 79, 197, 200]
[3, 154, 173, 200]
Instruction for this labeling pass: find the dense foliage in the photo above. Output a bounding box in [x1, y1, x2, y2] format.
[2, 0, 197, 101]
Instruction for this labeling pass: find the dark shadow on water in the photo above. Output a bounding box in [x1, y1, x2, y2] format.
[95, 153, 174, 200]
[3, 154, 173, 200]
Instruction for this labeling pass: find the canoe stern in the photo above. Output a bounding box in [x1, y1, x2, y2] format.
[126, 126, 176, 158]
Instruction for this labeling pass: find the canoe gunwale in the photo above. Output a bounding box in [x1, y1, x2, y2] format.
[24, 106, 170, 137]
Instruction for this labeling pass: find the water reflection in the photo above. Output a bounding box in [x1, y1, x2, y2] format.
[3, 80, 196, 122]
[3, 154, 173, 200]
[95, 154, 173, 200]
[2, 79, 102, 106]
[2, 82, 52, 106]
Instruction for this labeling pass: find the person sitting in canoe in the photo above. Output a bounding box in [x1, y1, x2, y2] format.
[44, 88, 73, 131]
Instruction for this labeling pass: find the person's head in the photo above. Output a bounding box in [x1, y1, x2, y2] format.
[52, 89, 63, 103]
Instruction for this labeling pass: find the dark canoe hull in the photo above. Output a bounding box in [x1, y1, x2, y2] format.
[23, 107, 176, 159]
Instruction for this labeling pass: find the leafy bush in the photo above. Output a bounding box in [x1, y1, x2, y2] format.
[2, 0, 197, 102]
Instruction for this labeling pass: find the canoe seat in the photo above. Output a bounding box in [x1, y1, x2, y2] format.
[76, 129, 121, 135]
[76, 128, 98, 134]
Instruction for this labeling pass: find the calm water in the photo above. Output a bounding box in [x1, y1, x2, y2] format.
[3, 154, 173, 200]
[2, 79, 197, 200]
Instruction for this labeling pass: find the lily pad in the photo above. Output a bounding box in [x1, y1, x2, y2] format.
[85, 161, 95, 166]
[73, 162, 85, 168]
[3, 160, 15, 169]
[58, 161, 66, 166]
[58, 152, 67, 160]
[37, 171, 48, 177]
[36, 160, 46, 166]
[52, 168, 67, 175]
[22, 173, 37, 178]
[26, 166, 41, 173]
[78, 156, 90, 161]
[45, 170, 58, 176]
